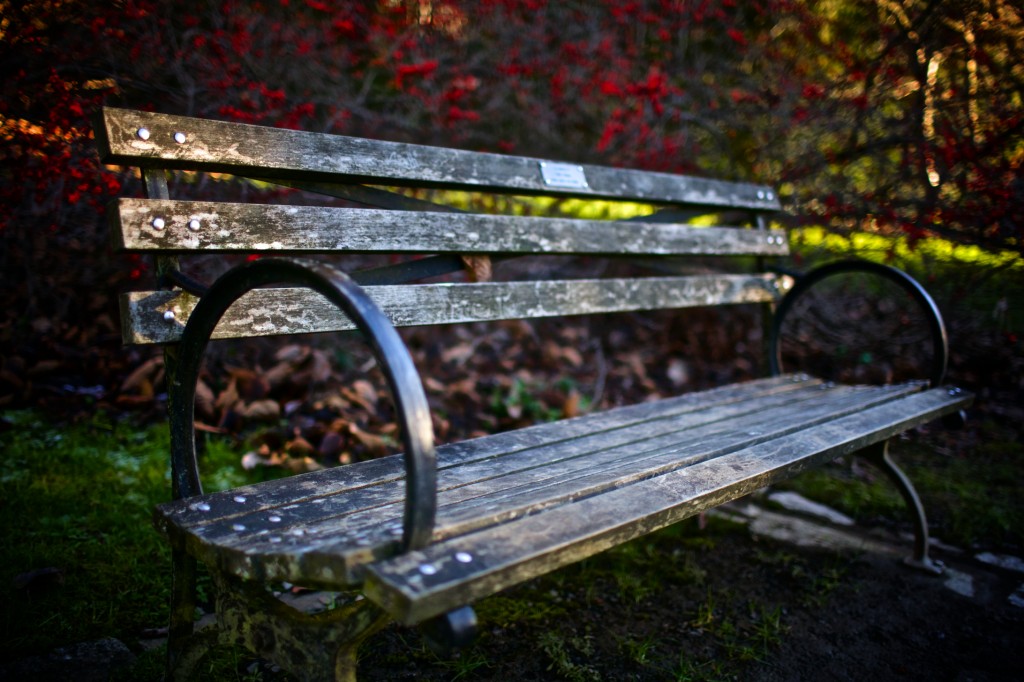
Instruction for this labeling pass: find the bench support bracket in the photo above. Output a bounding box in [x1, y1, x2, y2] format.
[167, 559, 389, 682]
[859, 440, 943, 575]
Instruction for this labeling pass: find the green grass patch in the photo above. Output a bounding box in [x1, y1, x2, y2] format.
[1, 412, 172, 657]
[0, 411, 271, 677]
[775, 431, 1024, 552]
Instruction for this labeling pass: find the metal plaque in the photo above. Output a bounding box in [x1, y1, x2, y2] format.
[539, 162, 589, 189]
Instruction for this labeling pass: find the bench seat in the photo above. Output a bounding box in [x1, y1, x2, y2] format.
[155, 374, 969, 625]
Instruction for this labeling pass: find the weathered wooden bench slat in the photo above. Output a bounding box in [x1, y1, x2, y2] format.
[113, 198, 789, 256]
[158, 375, 810, 527]
[98, 107, 782, 210]
[363, 386, 970, 625]
[211, 383, 909, 553]
[121, 273, 785, 344]
[158, 380, 939, 588]
[175, 379, 850, 552]
[158, 377, 824, 583]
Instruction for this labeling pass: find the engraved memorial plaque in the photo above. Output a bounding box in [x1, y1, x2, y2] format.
[539, 161, 589, 189]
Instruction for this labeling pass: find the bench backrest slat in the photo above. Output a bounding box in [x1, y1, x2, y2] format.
[121, 274, 781, 344]
[113, 199, 788, 256]
[98, 107, 781, 210]
[98, 107, 789, 346]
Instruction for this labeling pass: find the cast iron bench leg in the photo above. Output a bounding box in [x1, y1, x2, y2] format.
[208, 573, 390, 682]
[166, 545, 205, 681]
[165, 545, 390, 681]
[861, 440, 943, 574]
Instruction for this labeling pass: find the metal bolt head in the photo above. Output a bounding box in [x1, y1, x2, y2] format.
[136, 127, 151, 141]
[187, 218, 201, 231]
[151, 217, 166, 230]
[418, 564, 438, 576]
[757, 190, 765, 200]
[455, 551, 473, 564]
[173, 131, 187, 144]
[162, 310, 176, 322]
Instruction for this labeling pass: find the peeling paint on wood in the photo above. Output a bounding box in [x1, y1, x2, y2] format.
[121, 274, 784, 345]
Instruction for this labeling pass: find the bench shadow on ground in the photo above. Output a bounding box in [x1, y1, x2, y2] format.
[353, 486, 1024, 682]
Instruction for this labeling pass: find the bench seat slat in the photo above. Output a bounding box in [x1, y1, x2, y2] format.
[155, 380, 967, 592]
[98, 107, 782, 211]
[205, 383, 907, 550]
[362, 386, 971, 624]
[229, 384, 923, 577]
[113, 199, 789, 256]
[157, 375, 810, 526]
[182, 380, 857, 552]
[122, 274, 784, 345]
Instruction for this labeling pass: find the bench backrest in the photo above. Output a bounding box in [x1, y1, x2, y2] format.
[96, 107, 788, 346]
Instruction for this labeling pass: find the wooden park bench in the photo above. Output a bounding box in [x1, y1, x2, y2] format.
[96, 107, 972, 681]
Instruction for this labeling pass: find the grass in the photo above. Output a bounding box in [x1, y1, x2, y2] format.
[0, 411, 170, 656]
[0, 411, 273, 679]
[774, 423, 1024, 554]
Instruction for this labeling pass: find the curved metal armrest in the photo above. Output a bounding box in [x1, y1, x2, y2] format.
[767, 259, 949, 387]
[166, 258, 437, 551]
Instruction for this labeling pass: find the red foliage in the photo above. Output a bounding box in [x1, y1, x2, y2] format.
[1, 1, 1021, 391]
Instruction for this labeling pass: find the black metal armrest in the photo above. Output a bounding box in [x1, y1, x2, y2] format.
[768, 259, 949, 387]
[166, 257, 437, 552]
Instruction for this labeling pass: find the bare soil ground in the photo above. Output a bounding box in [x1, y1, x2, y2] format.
[356, 513, 1024, 681]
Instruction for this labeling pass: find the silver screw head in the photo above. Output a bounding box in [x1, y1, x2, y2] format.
[418, 564, 438, 576]
[151, 217, 166, 230]
[136, 127, 151, 140]
[455, 551, 473, 563]
[162, 310, 176, 321]
[187, 218, 201, 231]
[173, 131, 187, 144]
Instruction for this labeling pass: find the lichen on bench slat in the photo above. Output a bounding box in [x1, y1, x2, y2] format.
[99, 107, 782, 210]
[113, 198, 789, 256]
[121, 273, 786, 344]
